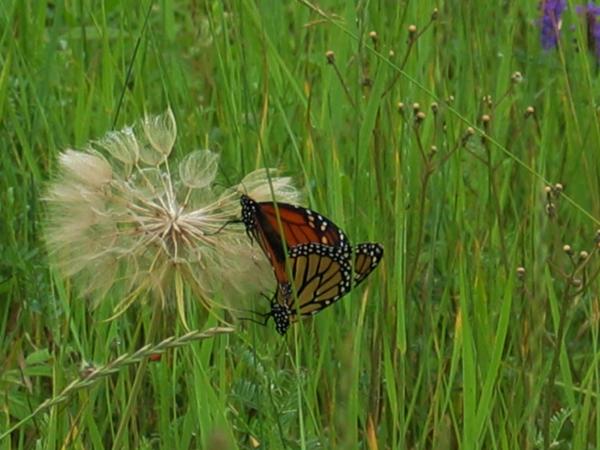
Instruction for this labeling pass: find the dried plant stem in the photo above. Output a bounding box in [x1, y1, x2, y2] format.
[406, 128, 433, 290]
[112, 0, 154, 129]
[381, 29, 422, 98]
[0, 327, 234, 443]
[330, 59, 357, 109]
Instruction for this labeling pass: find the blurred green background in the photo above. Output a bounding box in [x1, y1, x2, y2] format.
[2, 1, 600, 449]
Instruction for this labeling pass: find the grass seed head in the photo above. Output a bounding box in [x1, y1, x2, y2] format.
[325, 50, 335, 64]
[525, 106, 535, 117]
[511, 71, 523, 84]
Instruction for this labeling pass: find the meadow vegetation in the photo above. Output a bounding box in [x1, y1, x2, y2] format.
[2, 1, 600, 449]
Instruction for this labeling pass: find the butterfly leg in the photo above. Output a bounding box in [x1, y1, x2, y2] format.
[259, 291, 275, 304]
[238, 308, 272, 327]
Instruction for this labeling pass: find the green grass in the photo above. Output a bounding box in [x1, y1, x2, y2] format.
[2, 0, 600, 448]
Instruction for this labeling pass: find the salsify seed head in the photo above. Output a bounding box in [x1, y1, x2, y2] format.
[44, 108, 301, 317]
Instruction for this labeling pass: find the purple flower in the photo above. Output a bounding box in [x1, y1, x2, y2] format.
[540, 0, 567, 49]
[576, 3, 600, 60]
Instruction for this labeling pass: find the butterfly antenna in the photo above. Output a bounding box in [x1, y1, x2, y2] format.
[205, 219, 243, 236]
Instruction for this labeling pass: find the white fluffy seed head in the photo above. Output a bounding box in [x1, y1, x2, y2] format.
[44, 109, 301, 318]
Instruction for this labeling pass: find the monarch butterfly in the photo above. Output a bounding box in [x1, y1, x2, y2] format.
[240, 195, 383, 335]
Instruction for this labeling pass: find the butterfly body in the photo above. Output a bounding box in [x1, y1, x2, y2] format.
[270, 297, 292, 335]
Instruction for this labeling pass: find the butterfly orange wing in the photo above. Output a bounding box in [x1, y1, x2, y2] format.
[240, 195, 350, 283]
